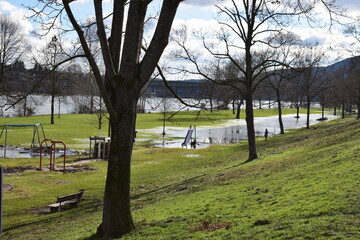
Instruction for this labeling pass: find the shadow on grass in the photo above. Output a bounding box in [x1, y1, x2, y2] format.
[81, 234, 102, 240]
[131, 173, 207, 200]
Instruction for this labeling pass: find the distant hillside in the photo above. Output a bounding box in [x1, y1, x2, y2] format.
[326, 55, 360, 73]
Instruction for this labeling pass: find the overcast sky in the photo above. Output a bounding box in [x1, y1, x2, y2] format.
[1, 0, 360, 73]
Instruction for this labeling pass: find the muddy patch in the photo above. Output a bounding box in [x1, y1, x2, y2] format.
[3, 183, 15, 191]
[2, 162, 98, 174]
[27, 206, 52, 215]
[3, 166, 36, 175]
[65, 165, 98, 173]
[54, 180, 74, 185]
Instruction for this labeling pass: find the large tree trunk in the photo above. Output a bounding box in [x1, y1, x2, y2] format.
[97, 91, 137, 238]
[245, 93, 258, 162]
[276, 90, 284, 134]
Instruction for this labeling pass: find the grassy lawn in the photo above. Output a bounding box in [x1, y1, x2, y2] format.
[0, 109, 358, 239]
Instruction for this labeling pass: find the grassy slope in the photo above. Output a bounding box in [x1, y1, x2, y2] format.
[0, 117, 359, 239]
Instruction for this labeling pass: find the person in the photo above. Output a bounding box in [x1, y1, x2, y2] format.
[264, 128, 268, 141]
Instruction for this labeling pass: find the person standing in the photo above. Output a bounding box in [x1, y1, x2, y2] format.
[264, 129, 269, 141]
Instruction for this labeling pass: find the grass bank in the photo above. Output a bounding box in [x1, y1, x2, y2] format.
[0, 116, 359, 239]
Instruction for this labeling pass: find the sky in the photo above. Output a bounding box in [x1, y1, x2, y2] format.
[1, 0, 360, 75]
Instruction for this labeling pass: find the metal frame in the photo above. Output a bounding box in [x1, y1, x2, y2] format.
[39, 139, 66, 172]
[0, 123, 46, 158]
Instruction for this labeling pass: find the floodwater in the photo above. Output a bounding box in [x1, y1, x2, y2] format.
[0, 112, 337, 157]
[150, 113, 338, 149]
[0, 146, 81, 159]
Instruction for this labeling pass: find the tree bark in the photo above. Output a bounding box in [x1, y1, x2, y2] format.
[245, 93, 258, 162]
[97, 89, 137, 238]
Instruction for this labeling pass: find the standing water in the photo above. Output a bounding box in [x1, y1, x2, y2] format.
[147, 113, 338, 148]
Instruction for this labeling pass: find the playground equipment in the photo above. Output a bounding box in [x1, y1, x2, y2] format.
[0, 123, 46, 158]
[89, 136, 110, 159]
[181, 125, 197, 149]
[39, 139, 66, 172]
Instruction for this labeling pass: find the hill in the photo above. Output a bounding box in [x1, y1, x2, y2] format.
[1, 117, 359, 239]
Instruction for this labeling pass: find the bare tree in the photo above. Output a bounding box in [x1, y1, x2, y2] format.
[293, 45, 332, 128]
[172, 0, 344, 162]
[266, 32, 302, 134]
[27, 0, 183, 237]
[0, 13, 25, 92]
[36, 35, 70, 124]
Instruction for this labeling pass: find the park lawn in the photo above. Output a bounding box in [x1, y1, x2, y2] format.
[0, 116, 358, 239]
[0, 108, 322, 148]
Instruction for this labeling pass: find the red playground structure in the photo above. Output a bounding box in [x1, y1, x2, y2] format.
[39, 139, 67, 172]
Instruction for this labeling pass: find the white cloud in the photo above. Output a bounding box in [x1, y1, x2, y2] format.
[0, 1, 33, 35]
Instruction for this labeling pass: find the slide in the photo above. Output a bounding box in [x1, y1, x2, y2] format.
[181, 129, 193, 148]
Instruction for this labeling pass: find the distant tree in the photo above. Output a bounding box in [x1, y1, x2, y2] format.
[335, 57, 360, 119]
[37, 35, 69, 124]
[293, 45, 332, 128]
[0, 14, 26, 92]
[266, 32, 302, 134]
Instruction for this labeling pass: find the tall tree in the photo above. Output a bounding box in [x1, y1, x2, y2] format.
[37, 35, 68, 124]
[266, 32, 302, 134]
[171, 0, 343, 162]
[0, 13, 26, 92]
[28, 0, 183, 237]
[293, 45, 331, 129]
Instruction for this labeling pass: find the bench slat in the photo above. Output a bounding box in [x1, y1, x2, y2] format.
[47, 190, 85, 213]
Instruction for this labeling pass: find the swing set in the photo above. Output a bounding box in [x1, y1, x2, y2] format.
[0, 123, 46, 158]
[0, 123, 67, 171]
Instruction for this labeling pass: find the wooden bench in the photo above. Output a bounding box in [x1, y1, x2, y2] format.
[47, 190, 85, 213]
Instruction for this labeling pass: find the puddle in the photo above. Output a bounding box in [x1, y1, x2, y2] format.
[0, 146, 84, 159]
[185, 154, 201, 158]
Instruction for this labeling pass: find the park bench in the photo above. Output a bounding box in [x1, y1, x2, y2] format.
[47, 190, 85, 213]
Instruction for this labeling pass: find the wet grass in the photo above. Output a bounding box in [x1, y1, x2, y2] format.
[0, 116, 359, 239]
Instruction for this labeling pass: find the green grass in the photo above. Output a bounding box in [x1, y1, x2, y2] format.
[0, 113, 358, 239]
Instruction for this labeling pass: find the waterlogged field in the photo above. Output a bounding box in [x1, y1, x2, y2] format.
[0, 110, 359, 239]
[0, 108, 322, 149]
